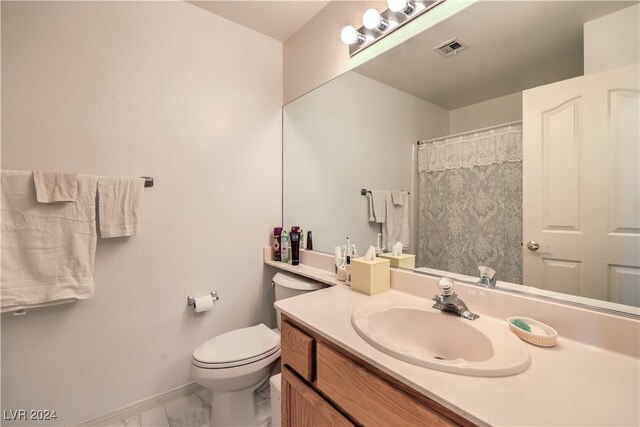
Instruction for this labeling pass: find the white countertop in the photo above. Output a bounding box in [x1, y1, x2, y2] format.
[275, 284, 640, 427]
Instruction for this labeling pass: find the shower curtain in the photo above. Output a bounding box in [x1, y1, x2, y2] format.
[417, 122, 523, 284]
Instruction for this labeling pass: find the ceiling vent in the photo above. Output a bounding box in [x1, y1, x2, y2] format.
[434, 38, 468, 57]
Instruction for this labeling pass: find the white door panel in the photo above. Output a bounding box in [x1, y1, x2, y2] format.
[523, 63, 639, 306]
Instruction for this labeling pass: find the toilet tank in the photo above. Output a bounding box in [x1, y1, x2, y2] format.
[273, 272, 325, 329]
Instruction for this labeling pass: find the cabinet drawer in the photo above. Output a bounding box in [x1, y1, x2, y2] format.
[282, 367, 354, 427]
[317, 342, 457, 427]
[281, 320, 315, 382]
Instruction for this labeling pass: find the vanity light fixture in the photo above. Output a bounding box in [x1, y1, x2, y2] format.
[341, 0, 445, 56]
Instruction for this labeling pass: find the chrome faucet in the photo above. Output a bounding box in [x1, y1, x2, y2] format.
[477, 266, 496, 288]
[432, 277, 479, 321]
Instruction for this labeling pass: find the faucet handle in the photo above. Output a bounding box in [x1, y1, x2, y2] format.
[437, 277, 454, 296]
[478, 266, 495, 279]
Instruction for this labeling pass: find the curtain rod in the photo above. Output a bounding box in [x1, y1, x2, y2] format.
[417, 120, 523, 146]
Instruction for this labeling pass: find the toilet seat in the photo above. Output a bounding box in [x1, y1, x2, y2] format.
[192, 324, 280, 369]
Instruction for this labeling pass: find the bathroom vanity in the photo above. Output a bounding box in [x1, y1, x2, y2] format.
[269, 251, 639, 426]
[280, 315, 471, 426]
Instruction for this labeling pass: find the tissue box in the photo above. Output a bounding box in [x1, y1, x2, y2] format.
[350, 258, 390, 296]
[379, 253, 416, 269]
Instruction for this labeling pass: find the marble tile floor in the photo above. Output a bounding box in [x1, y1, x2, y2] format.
[105, 388, 212, 427]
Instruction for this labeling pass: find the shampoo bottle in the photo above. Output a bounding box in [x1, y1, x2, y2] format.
[281, 230, 290, 263]
[290, 231, 300, 265]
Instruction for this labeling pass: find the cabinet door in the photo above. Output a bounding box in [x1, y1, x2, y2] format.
[282, 367, 353, 427]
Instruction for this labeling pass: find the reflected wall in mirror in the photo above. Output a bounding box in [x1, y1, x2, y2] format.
[283, 0, 640, 312]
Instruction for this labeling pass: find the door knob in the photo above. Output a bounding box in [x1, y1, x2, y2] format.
[527, 241, 540, 251]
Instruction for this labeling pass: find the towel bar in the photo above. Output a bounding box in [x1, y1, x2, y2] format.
[361, 188, 410, 195]
[141, 177, 154, 188]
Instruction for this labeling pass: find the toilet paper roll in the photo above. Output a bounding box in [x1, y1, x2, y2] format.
[194, 295, 214, 313]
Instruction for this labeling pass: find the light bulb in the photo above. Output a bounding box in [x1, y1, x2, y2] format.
[388, 0, 407, 12]
[362, 8, 384, 30]
[340, 26, 364, 45]
[388, 0, 415, 14]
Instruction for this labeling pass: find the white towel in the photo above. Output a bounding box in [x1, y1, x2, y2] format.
[383, 191, 410, 251]
[366, 193, 375, 222]
[371, 190, 388, 223]
[1, 170, 98, 313]
[33, 170, 78, 203]
[391, 190, 404, 206]
[97, 177, 145, 238]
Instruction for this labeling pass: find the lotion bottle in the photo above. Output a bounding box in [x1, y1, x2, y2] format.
[281, 230, 290, 263]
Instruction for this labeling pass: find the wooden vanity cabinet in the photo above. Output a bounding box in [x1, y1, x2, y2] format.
[280, 316, 475, 427]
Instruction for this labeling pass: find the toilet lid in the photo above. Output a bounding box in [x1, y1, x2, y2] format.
[193, 324, 280, 366]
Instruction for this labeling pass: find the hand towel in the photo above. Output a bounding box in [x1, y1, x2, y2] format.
[366, 193, 375, 222]
[97, 177, 145, 238]
[391, 190, 404, 206]
[33, 170, 78, 203]
[1, 170, 98, 313]
[383, 191, 410, 251]
[371, 190, 388, 223]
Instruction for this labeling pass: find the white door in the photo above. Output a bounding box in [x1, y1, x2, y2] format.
[523, 63, 639, 306]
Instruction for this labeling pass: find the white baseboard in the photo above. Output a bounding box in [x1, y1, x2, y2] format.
[77, 382, 204, 426]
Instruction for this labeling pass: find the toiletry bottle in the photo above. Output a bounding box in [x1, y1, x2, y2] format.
[306, 231, 313, 250]
[352, 244, 358, 258]
[376, 233, 383, 256]
[334, 246, 342, 274]
[337, 247, 347, 281]
[290, 231, 300, 266]
[273, 227, 282, 261]
[345, 237, 352, 285]
[281, 230, 290, 263]
[345, 252, 352, 286]
[299, 228, 304, 253]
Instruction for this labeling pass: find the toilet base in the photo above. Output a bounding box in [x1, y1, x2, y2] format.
[209, 371, 272, 427]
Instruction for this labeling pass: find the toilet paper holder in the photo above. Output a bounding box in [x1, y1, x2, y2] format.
[187, 291, 219, 310]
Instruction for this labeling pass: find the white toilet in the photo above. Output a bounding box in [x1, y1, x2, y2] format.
[190, 272, 325, 427]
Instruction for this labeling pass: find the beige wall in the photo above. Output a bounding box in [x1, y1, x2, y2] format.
[449, 92, 523, 134]
[283, 0, 477, 104]
[0, 2, 282, 425]
[584, 4, 640, 74]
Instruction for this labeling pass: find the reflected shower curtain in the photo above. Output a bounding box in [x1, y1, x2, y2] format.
[417, 123, 523, 284]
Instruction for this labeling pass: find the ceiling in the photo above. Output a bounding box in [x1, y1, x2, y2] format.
[355, 1, 636, 110]
[188, 0, 330, 41]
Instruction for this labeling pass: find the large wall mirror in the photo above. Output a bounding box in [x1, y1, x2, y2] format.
[283, 1, 639, 314]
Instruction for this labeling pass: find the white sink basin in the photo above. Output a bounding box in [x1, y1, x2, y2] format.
[352, 301, 530, 377]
